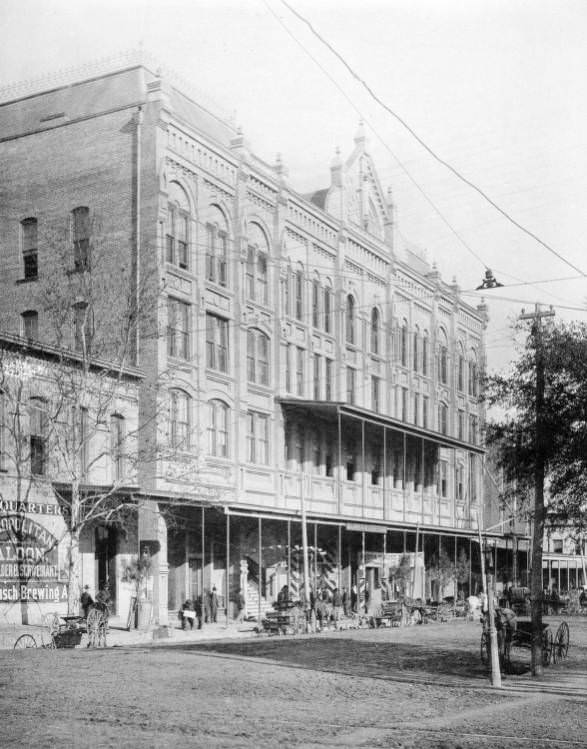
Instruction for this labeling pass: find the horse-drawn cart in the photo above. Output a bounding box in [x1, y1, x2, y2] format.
[481, 618, 570, 671]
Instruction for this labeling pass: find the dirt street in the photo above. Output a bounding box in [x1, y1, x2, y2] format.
[1, 617, 586, 748]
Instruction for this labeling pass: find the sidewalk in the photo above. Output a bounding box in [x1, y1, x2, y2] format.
[0, 616, 259, 649]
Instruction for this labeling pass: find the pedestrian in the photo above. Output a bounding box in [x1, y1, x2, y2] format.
[342, 586, 350, 616]
[181, 599, 196, 630]
[80, 585, 94, 619]
[195, 593, 204, 629]
[203, 588, 211, 623]
[332, 587, 343, 629]
[351, 583, 358, 613]
[237, 589, 246, 624]
[210, 586, 219, 623]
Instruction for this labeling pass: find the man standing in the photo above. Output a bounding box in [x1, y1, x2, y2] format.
[332, 587, 343, 629]
[342, 587, 350, 617]
[210, 586, 219, 623]
[80, 585, 94, 619]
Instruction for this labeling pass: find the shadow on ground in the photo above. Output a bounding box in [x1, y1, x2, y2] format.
[152, 635, 519, 682]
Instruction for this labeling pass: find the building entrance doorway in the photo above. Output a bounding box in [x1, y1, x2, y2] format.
[95, 526, 117, 613]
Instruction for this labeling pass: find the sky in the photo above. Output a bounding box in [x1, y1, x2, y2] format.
[1, 0, 586, 375]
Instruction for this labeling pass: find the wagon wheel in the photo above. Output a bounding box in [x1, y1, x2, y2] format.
[553, 621, 570, 663]
[13, 634, 37, 649]
[541, 629, 553, 667]
[480, 630, 489, 667]
[86, 608, 99, 647]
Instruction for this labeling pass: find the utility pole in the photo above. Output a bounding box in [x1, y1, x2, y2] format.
[520, 303, 555, 676]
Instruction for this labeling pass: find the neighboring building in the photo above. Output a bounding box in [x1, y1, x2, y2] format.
[0, 333, 141, 624]
[0, 57, 490, 625]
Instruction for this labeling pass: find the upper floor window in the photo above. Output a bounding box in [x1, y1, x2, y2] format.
[400, 320, 408, 367]
[166, 182, 190, 269]
[469, 354, 479, 397]
[295, 267, 303, 321]
[21, 218, 38, 280]
[457, 346, 465, 392]
[170, 390, 190, 450]
[246, 411, 269, 465]
[346, 367, 356, 405]
[206, 313, 228, 373]
[21, 310, 38, 343]
[371, 375, 380, 412]
[312, 278, 320, 329]
[345, 295, 356, 345]
[167, 298, 190, 360]
[313, 354, 321, 400]
[110, 413, 125, 482]
[413, 329, 419, 372]
[323, 285, 332, 333]
[247, 329, 269, 386]
[439, 402, 449, 435]
[458, 410, 465, 441]
[246, 223, 270, 305]
[456, 463, 464, 501]
[438, 460, 448, 497]
[422, 332, 429, 376]
[438, 330, 448, 385]
[29, 397, 47, 475]
[205, 208, 228, 286]
[370, 307, 380, 355]
[72, 206, 90, 272]
[208, 399, 229, 458]
[325, 358, 333, 400]
[296, 346, 304, 397]
[469, 414, 478, 445]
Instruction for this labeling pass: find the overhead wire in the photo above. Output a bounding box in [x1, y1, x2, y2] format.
[278, 0, 587, 279]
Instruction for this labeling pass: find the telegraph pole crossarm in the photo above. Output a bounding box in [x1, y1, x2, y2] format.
[519, 303, 555, 677]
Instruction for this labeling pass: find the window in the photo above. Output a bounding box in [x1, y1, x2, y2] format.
[456, 463, 464, 501]
[295, 268, 303, 321]
[170, 390, 190, 450]
[247, 329, 269, 386]
[370, 308, 380, 354]
[323, 286, 332, 333]
[346, 367, 356, 405]
[247, 233, 269, 305]
[311, 429, 321, 474]
[206, 219, 227, 286]
[438, 332, 448, 385]
[110, 414, 125, 482]
[413, 330, 419, 371]
[439, 402, 448, 435]
[208, 400, 228, 457]
[371, 375, 380, 412]
[293, 423, 305, 468]
[422, 396, 429, 429]
[206, 314, 229, 372]
[458, 347, 465, 392]
[312, 279, 320, 328]
[73, 302, 92, 353]
[281, 273, 290, 317]
[470, 454, 478, 501]
[552, 539, 563, 554]
[345, 439, 356, 481]
[469, 356, 478, 397]
[438, 460, 448, 497]
[422, 332, 429, 376]
[21, 218, 38, 280]
[246, 247, 255, 300]
[246, 411, 269, 464]
[413, 393, 419, 425]
[285, 343, 292, 393]
[401, 387, 408, 422]
[21, 310, 38, 342]
[469, 414, 478, 445]
[257, 252, 268, 305]
[167, 298, 189, 359]
[400, 321, 408, 367]
[325, 358, 333, 400]
[313, 354, 321, 400]
[166, 183, 190, 269]
[72, 206, 90, 271]
[458, 410, 465, 441]
[29, 397, 47, 475]
[296, 347, 304, 396]
[346, 295, 355, 345]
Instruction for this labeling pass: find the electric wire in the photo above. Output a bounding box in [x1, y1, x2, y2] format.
[278, 0, 587, 279]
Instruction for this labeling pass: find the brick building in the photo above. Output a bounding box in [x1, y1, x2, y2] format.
[0, 58, 492, 625]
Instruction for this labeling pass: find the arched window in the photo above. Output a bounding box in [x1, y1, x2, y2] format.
[346, 295, 356, 345]
[457, 344, 465, 392]
[29, 397, 47, 475]
[400, 320, 408, 367]
[206, 205, 228, 286]
[438, 329, 448, 385]
[422, 331, 429, 376]
[170, 390, 191, 450]
[438, 401, 449, 435]
[72, 206, 90, 272]
[370, 307, 380, 355]
[295, 266, 304, 321]
[246, 223, 270, 305]
[208, 400, 229, 457]
[413, 327, 420, 371]
[247, 329, 270, 386]
[165, 183, 190, 270]
[312, 277, 320, 329]
[468, 351, 478, 397]
[21, 310, 38, 343]
[323, 282, 332, 333]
